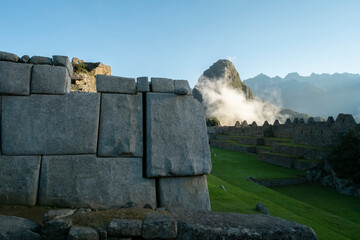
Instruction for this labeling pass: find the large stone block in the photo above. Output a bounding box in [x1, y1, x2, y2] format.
[30, 56, 53, 65]
[0, 156, 41, 205]
[38, 155, 156, 209]
[53, 55, 73, 76]
[96, 75, 136, 94]
[31, 65, 69, 94]
[158, 176, 211, 210]
[98, 93, 143, 157]
[2, 93, 100, 155]
[0, 61, 32, 95]
[146, 93, 211, 177]
[151, 78, 174, 93]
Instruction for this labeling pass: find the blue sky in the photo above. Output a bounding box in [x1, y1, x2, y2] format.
[1, 0, 359, 87]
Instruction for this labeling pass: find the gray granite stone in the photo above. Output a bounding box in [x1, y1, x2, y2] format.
[146, 93, 211, 177]
[0, 61, 32, 95]
[1, 93, 100, 155]
[136, 77, 149, 92]
[158, 176, 211, 210]
[30, 56, 53, 65]
[98, 93, 143, 157]
[68, 226, 99, 240]
[97, 75, 136, 94]
[31, 65, 68, 94]
[174, 80, 191, 95]
[0, 215, 41, 240]
[107, 219, 142, 237]
[38, 156, 156, 209]
[41, 218, 72, 238]
[141, 213, 177, 239]
[53, 55, 73, 76]
[19, 55, 30, 63]
[43, 209, 76, 224]
[151, 78, 174, 93]
[0, 156, 41, 205]
[0, 51, 19, 62]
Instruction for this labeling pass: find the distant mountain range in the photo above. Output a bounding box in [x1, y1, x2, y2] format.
[244, 72, 360, 120]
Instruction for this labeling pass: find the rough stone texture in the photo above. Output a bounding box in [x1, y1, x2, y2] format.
[31, 65, 69, 94]
[107, 219, 142, 237]
[98, 93, 143, 157]
[96, 75, 136, 94]
[19, 55, 30, 63]
[158, 176, 211, 210]
[0, 156, 41, 205]
[2, 93, 100, 155]
[38, 156, 156, 209]
[53, 55, 74, 76]
[151, 78, 174, 93]
[170, 209, 318, 240]
[68, 226, 99, 240]
[0, 215, 41, 240]
[30, 56, 53, 65]
[0, 51, 19, 62]
[136, 77, 149, 92]
[0, 61, 32, 95]
[41, 218, 73, 238]
[174, 80, 191, 95]
[43, 209, 76, 223]
[141, 213, 177, 239]
[256, 203, 269, 214]
[146, 93, 211, 177]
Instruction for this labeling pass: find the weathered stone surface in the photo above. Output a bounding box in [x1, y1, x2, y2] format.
[136, 77, 149, 92]
[141, 213, 177, 239]
[107, 219, 142, 237]
[43, 209, 76, 223]
[41, 218, 72, 237]
[96, 75, 136, 94]
[39, 156, 156, 209]
[19, 55, 30, 63]
[2, 93, 100, 155]
[170, 209, 319, 240]
[256, 203, 269, 214]
[146, 93, 211, 177]
[0, 51, 19, 62]
[158, 176, 211, 210]
[174, 80, 191, 95]
[31, 65, 69, 94]
[30, 56, 53, 65]
[68, 226, 99, 240]
[151, 78, 174, 92]
[98, 93, 143, 157]
[0, 156, 41, 205]
[0, 61, 32, 95]
[53, 55, 73, 76]
[0, 215, 41, 240]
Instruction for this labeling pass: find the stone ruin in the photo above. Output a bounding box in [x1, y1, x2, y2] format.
[210, 115, 360, 147]
[0, 51, 319, 240]
[0, 51, 211, 210]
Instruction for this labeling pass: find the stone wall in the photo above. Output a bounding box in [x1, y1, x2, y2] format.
[0, 51, 211, 210]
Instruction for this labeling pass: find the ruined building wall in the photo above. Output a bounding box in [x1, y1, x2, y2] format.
[0, 51, 211, 210]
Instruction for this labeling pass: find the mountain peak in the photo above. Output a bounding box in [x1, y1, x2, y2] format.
[285, 72, 300, 79]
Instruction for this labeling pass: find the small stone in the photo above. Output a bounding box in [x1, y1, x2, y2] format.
[43, 209, 76, 223]
[19, 55, 30, 63]
[30, 56, 53, 65]
[0, 51, 19, 62]
[151, 78, 174, 93]
[42, 218, 73, 237]
[137, 77, 149, 92]
[256, 203, 269, 215]
[107, 219, 142, 237]
[77, 208, 92, 214]
[141, 213, 177, 239]
[220, 185, 226, 191]
[53, 55, 73, 76]
[174, 80, 191, 95]
[124, 202, 134, 208]
[68, 226, 99, 240]
[96, 75, 136, 94]
[143, 204, 153, 209]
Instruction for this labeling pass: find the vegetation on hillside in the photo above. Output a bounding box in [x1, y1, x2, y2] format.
[206, 117, 221, 127]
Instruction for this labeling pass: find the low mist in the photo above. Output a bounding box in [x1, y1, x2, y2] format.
[195, 76, 288, 126]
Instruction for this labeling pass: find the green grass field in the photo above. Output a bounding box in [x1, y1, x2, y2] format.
[208, 147, 360, 240]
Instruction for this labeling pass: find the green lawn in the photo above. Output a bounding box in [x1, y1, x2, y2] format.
[208, 147, 360, 240]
